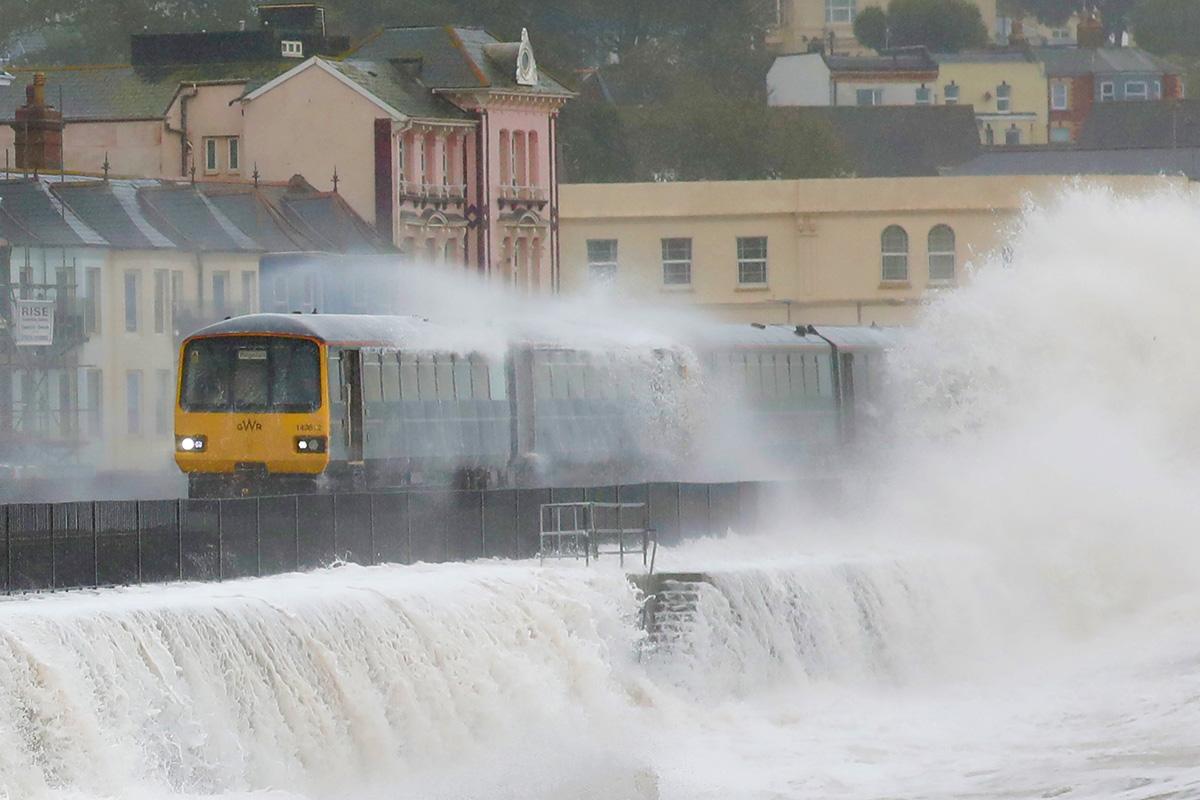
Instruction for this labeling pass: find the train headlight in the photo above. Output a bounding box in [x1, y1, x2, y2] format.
[176, 435, 207, 452]
[294, 436, 326, 454]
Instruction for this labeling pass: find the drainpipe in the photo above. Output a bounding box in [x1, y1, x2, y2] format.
[166, 84, 198, 178]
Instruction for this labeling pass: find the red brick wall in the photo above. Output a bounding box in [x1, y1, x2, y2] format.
[1049, 76, 1094, 141]
[1164, 74, 1183, 99]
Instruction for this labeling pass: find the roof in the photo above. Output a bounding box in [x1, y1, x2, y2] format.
[826, 48, 937, 74]
[322, 58, 470, 120]
[934, 49, 1036, 64]
[0, 175, 393, 253]
[0, 62, 293, 123]
[350, 26, 571, 95]
[1077, 100, 1200, 149]
[1034, 46, 1175, 77]
[949, 146, 1200, 179]
[775, 106, 980, 177]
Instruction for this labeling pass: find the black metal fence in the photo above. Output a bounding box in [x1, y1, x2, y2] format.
[0, 480, 815, 593]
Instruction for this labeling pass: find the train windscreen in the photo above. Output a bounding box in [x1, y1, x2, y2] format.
[180, 336, 320, 412]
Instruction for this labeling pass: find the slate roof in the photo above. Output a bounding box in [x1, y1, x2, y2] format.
[350, 26, 571, 95]
[1034, 46, 1175, 77]
[775, 106, 981, 177]
[934, 49, 1037, 64]
[949, 146, 1200, 179]
[1077, 100, 1200, 149]
[0, 176, 393, 253]
[323, 58, 470, 120]
[826, 48, 938, 73]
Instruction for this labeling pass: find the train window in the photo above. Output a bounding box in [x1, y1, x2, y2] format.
[760, 353, 777, 399]
[362, 352, 382, 404]
[416, 356, 437, 401]
[399, 355, 419, 401]
[817, 355, 833, 397]
[435, 356, 454, 401]
[567, 356, 587, 399]
[745, 354, 762, 399]
[533, 353, 552, 400]
[470, 358, 490, 400]
[452, 357, 472, 400]
[181, 336, 319, 412]
[774, 353, 790, 400]
[488, 359, 507, 400]
[382, 354, 400, 402]
[788, 354, 806, 398]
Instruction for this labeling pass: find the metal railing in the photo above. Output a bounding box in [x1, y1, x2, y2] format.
[539, 501, 655, 567]
[399, 181, 467, 201]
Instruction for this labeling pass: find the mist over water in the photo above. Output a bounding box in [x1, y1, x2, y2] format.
[5, 186, 1200, 799]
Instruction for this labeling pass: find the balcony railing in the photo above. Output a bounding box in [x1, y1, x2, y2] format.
[399, 181, 468, 202]
[497, 184, 549, 203]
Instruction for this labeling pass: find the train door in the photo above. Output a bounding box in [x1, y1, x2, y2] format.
[342, 349, 365, 463]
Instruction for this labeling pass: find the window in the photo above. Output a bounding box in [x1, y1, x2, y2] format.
[228, 137, 240, 172]
[126, 370, 142, 435]
[825, 0, 855, 23]
[915, 85, 931, 105]
[944, 82, 959, 104]
[204, 138, 218, 173]
[171, 271, 183, 316]
[1100, 81, 1114, 101]
[1051, 82, 1069, 110]
[241, 270, 257, 312]
[155, 369, 171, 435]
[181, 337, 321, 412]
[881, 225, 908, 281]
[281, 40, 303, 57]
[737, 236, 768, 285]
[1125, 80, 1148, 100]
[442, 140, 450, 186]
[397, 135, 406, 183]
[212, 272, 228, 316]
[928, 225, 955, 281]
[1154, 80, 1162, 99]
[1050, 126, 1072, 143]
[661, 238, 692, 285]
[85, 267, 101, 334]
[123, 271, 139, 332]
[85, 369, 102, 437]
[153, 269, 167, 334]
[985, 124, 995, 145]
[856, 88, 882, 106]
[1005, 125, 1021, 145]
[587, 239, 618, 282]
[996, 82, 1011, 112]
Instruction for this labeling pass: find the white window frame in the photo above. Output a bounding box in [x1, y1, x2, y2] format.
[1100, 81, 1115, 101]
[587, 239, 618, 283]
[915, 85, 931, 105]
[1153, 80, 1162, 99]
[737, 236, 768, 286]
[996, 82, 1011, 112]
[1051, 82, 1068, 111]
[825, 0, 855, 23]
[928, 225, 955, 282]
[227, 136, 240, 172]
[661, 238, 693, 286]
[1125, 80, 1148, 100]
[203, 137, 218, 174]
[944, 82, 959, 104]
[281, 40, 303, 58]
[856, 88, 882, 106]
[881, 225, 908, 282]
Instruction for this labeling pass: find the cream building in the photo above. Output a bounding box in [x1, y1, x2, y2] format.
[769, 0, 1000, 54]
[935, 51, 1049, 144]
[559, 175, 1182, 325]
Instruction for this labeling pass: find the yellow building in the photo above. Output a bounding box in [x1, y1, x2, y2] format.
[768, 0, 1000, 54]
[935, 51, 1049, 145]
[559, 175, 1181, 325]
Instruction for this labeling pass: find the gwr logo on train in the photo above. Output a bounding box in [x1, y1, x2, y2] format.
[236, 418, 263, 432]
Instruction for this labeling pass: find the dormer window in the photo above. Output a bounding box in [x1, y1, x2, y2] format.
[281, 40, 303, 58]
[515, 28, 538, 86]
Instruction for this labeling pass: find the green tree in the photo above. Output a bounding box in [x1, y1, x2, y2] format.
[853, 7, 890, 51]
[1131, 0, 1200, 55]
[885, 0, 988, 51]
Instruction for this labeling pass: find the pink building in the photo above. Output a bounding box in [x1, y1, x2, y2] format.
[0, 6, 572, 290]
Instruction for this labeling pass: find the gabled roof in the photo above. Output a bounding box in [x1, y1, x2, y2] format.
[775, 106, 980, 177]
[350, 26, 571, 95]
[0, 62, 294, 122]
[0, 179, 104, 246]
[1035, 46, 1175, 77]
[50, 180, 173, 249]
[1078, 99, 1200, 148]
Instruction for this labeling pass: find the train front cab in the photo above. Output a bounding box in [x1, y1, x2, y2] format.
[175, 332, 332, 497]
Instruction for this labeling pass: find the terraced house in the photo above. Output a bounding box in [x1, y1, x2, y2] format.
[0, 3, 573, 290]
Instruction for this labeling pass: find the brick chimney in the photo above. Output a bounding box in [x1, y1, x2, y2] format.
[1077, 11, 1105, 49]
[1008, 17, 1027, 48]
[11, 73, 64, 172]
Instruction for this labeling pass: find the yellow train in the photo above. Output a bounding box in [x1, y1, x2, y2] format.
[176, 313, 890, 497]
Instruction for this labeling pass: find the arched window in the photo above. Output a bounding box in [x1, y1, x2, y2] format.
[881, 225, 908, 282]
[928, 225, 955, 281]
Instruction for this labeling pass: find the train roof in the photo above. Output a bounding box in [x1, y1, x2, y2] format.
[694, 323, 897, 350]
